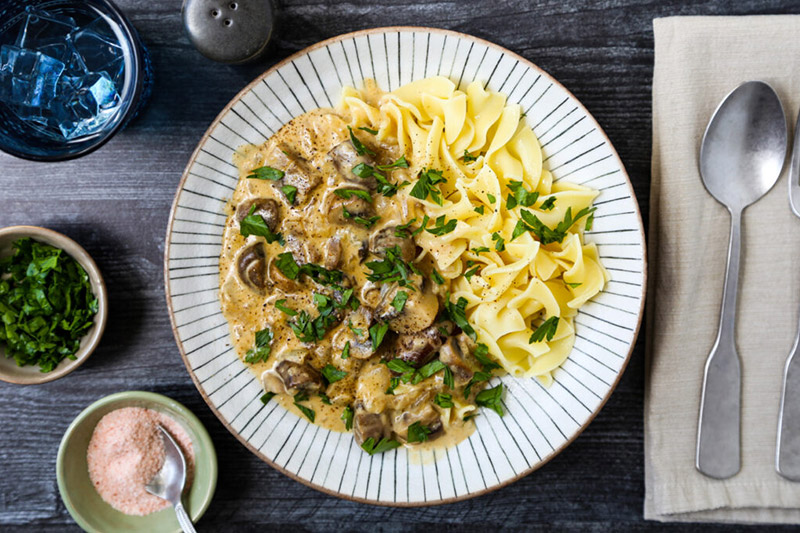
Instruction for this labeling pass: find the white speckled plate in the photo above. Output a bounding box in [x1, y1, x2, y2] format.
[164, 27, 646, 506]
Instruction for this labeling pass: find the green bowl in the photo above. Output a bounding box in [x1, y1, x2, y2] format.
[56, 391, 218, 532]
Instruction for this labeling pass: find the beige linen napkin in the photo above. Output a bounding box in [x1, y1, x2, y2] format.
[646, 16, 800, 524]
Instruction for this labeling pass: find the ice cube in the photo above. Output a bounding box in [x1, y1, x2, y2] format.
[16, 6, 76, 50]
[0, 44, 65, 109]
[69, 18, 123, 81]
[28, 53, 65, 108]
[56, 71, 120, 139]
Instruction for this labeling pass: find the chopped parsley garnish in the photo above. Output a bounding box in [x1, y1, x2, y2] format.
[0, 238, 98, 372]
[529, 316, 559, 343]
[341, 405, 354, 430]
[341, 341, 351, 359]
[322, 364, 348, 384]
[244, 327, 273, 364]
[585, 212, 594, 231]
[517, 206, 597, 245]
[487, 193, 497, 204]
[394, 217, 427, 238]
[511, 219, 528, 241]
[281, 184, 298, 204]
[431, 269, 445, 285]
[289, 291, 351, 343]
[318, 392, 332, 405]
[361, 436, 401, 455]
[445, 295, 476, 341]
[260, 392, 276, 405]
[492, 232, 505, 252]
[347, 125, 375, 155]
[391, 290, 409, 312]
[425, 215, 457, 236]
[414, 359, 447, 384]
[343, 207, 381, 228]
[443, 366, 454, 388]
[369, 321, 390, 350]
[246, 165, 284, 181]
[385, 376, 400, 395]
[464, 371, 491, 398]
[351, 162, 374, 179]
[476, 384, 505, 416]
[434, 393, 454, 408]
[358, 126, 379, 135]
[473, 343, 501, 371]
[407, 421, 432, 443]
[505, 180, 539, 209]
[474, 205, 485, 215]
[275, 298, 297, 316]
[274, 252, 344, 286]
[409, 168, 447, 206]
[365, 245, 417, 289]
[240, 205, 283, 243]
[472, 246, 490, 254]
[294, 401, 315, 422]
[377, 156, 409, 170]
[464, 265, 480, 280]
[348, 321, 364, 337]
[566, 282, 582, 289]
[539, 196, 556, 211]
[274, 252, 300, 279]
[461, 149, 479, 163]
[334, 188, 372, 203]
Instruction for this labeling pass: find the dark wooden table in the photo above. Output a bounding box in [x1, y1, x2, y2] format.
[2, 1, 798, 531]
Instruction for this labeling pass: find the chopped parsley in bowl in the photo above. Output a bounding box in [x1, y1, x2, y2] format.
[0, 226, 107, 384]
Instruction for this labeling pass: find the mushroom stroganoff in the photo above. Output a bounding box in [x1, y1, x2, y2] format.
[220, 77, 607, 454]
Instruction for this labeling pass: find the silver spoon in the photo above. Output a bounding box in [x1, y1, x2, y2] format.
[146, 425, 197, 533]
[696, 81, 787, 479]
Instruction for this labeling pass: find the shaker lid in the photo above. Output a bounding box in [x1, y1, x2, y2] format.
[182, 0, 273, 64]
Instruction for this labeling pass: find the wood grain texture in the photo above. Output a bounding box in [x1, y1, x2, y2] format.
[0, 0, 798, 530]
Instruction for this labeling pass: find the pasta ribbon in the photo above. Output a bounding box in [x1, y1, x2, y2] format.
[338, 77, 608, 383]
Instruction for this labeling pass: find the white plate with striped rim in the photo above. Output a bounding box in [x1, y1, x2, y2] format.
[164, 26, 646, 506]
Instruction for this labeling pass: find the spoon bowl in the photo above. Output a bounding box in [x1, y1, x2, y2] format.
[700, 81, 787, 209]
[146, 426, 197, 533]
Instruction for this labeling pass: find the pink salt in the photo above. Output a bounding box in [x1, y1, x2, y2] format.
[86, 407, 195, 516]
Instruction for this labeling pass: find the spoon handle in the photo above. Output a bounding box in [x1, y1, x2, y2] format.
[174, 501, 197, 533]
[777, 308, 800, 480]
[696, 207, 742, 479]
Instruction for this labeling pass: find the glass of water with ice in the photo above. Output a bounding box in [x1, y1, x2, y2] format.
[0, 0, 153, 161]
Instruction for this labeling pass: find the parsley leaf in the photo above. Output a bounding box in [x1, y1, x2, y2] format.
[529, 316, 559, 343]
[425, 215, 458, 236]
[585, 212, 594, 231]
[274, 252, 300, 279]
[409, 168, 447, 206]
[434, 393, 454, 408]
[369, 321, 390, 351]
[487, 193, 496, 204]
[539, 196, 556, 211]
[511, 219, 528, 241]
[359, 126, 379, 135]
[318, 392, 332, 405]
[464, 265, 480, 280]
[472, 246, 490, 254]
[431, 269, 445, 285]
[347, 125, 375, 155]
[365, 245, 417, 289]
[445, 295, 476, 341]
[377, 156, 409, 170]
[335, 188, 372, 203]
[464, 371, 492, 398]
[443, 366, 454, 388]
[343, 207, 381, 228]
[361, 436, 401, 455]
[275, 298, 297, 316]
[476, 384, 504, 416]
[518, 206, 597, 245]
[244, 327, 273, 364]
[348, 321, 364, 337]
[247, 166, 284, 181]
[322, 364, 348, 384]
[461, 149, 479, 162]
[391, 290, 409, 312]
[407, 421, 432, 443]
[341, 341, 351, 359]
[341, 405, 354, 430]
[474, 205, 485, 215]
[294, 401, 316, 422]
[566, 282, 582, 289]
[274, 253, 345, 287]
[473, 343, 501, 371]
[260, 392, 276, 405]
[281, 184, 298, 204]
[240, 205, 282, 243]
[394, 218, 418, 238]
[492, 232, 505, 252]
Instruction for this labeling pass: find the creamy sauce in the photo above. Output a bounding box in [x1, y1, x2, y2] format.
[220, 100, 480, 453]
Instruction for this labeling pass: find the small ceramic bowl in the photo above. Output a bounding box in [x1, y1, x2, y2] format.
[0, 225, 108, 384]
[57, 391, 218, 533]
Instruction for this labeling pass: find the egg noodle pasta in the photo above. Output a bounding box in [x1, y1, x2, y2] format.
[338, 77, 609, 385]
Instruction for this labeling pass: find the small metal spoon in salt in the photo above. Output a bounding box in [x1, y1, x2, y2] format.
[146, 425, 197, 533]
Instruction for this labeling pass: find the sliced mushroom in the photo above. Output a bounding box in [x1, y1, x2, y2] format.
[276, 156, 323, 206]
[235, 198, 280, 230]
[324, 236, 342, 270]
[329, 141, 377, 188]
[282, 220, 320, 265]
[393, 400, 443, 443]
[237, 242, 267, 291]
[375, 280, 438, 334]
[267, 255, 301, 293]
[332, 307, 375, 360]
[326, 188, 375, 226]
[439, 335, 477, 387]
[389, 325, 446, 368]
[369, 226, 416, 263]
[353, 407, 390, 446]
[274, 360, 324, 394]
